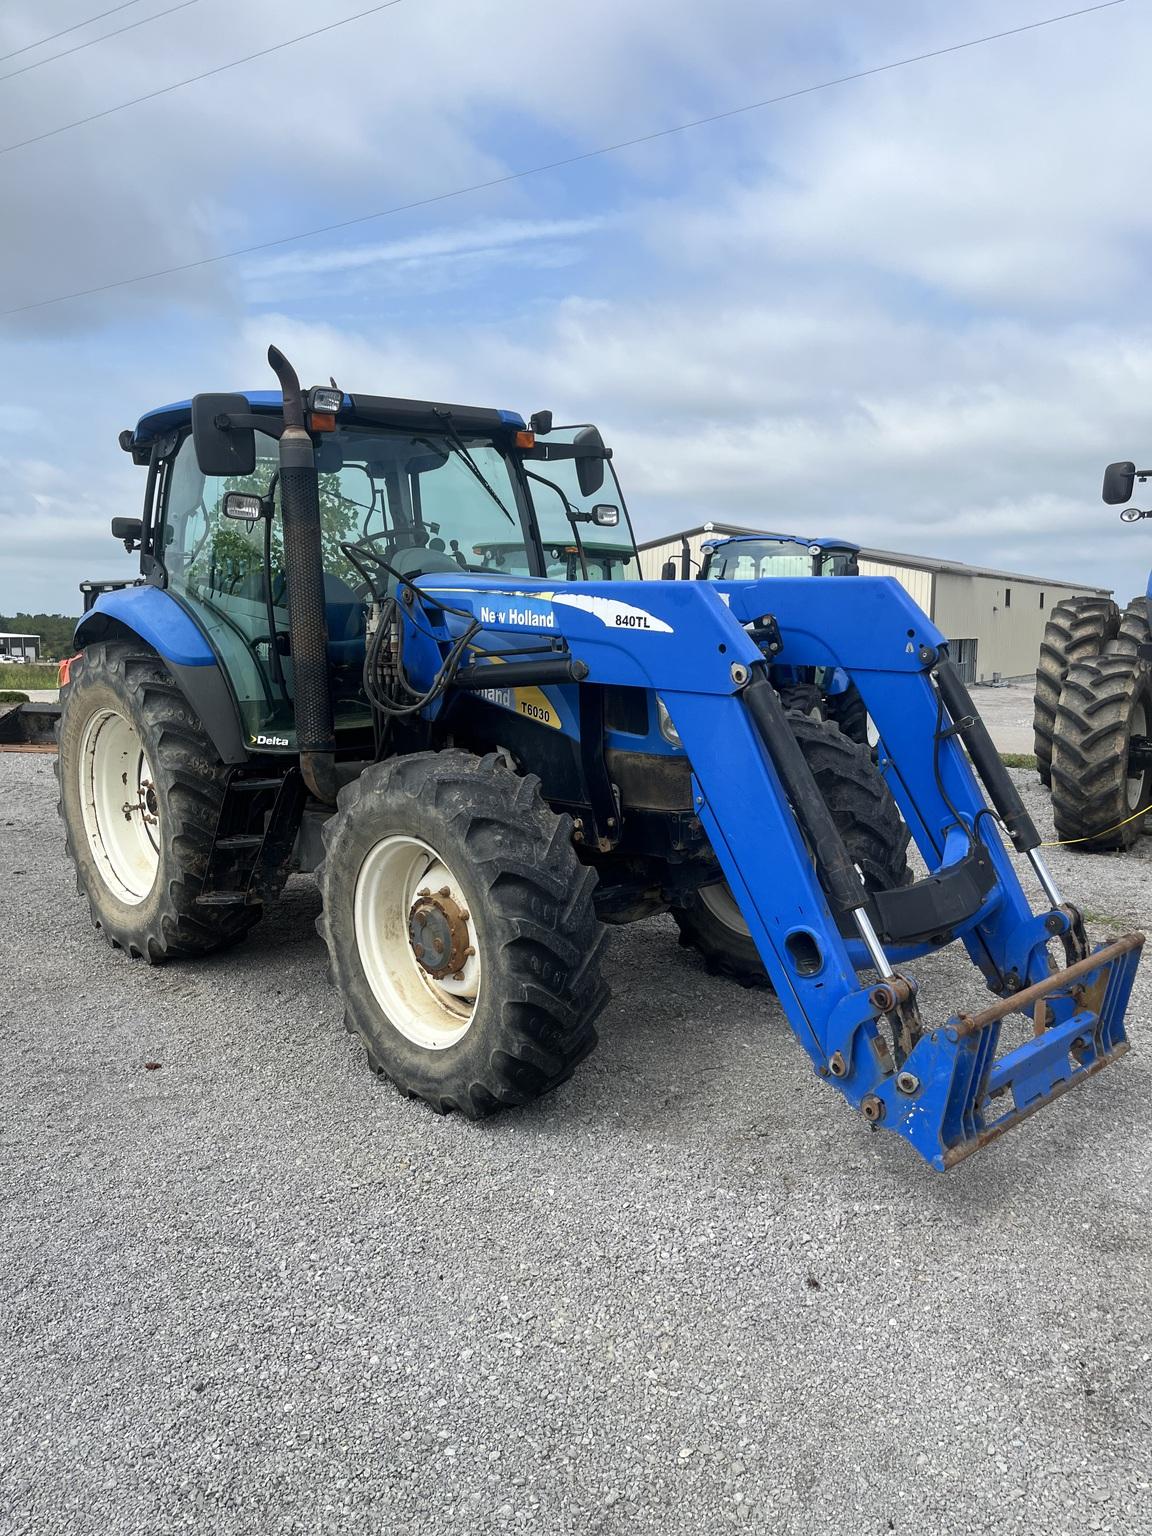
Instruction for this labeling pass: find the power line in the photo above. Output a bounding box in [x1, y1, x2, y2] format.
[0, 0, 201, 84]
[0, 0, 408, 155]
[0, 0, 148, 64]
[1, 0, 1131, 316]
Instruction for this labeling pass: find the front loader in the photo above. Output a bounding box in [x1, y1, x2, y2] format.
[57, 347, 1142, 1171]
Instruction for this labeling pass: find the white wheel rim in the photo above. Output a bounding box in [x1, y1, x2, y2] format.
[700, 880, 751, 937]
[1128, 700, 1149, 810]
[78, 708, 160, 905]
[353, 834, 481, 1050]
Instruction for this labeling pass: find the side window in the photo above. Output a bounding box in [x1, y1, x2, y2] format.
[164, 431, 280, 605]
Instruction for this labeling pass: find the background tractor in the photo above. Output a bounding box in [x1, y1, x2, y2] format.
[56, 346, 1142, 1171]
[1033, 457, 1152, 850]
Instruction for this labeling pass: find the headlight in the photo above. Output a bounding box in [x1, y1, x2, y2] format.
[656, 695, 682, 747]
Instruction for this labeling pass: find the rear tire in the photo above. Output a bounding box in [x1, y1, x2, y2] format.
[1050, 656, 1152, 851]
[1034, 595, 1119, 786]
[672, 714, 911, 986]
[56, 641, 262, 961]
[316, 750, 608, 1116]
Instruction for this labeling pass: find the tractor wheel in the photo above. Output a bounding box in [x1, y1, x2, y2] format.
[56, 641, 262, 961]
[316, 750, 608, 1116]
[825, 681, 872, 749]
[1033, 595, 1119, 786]
[1050, 655, 1152, 851]
[672, 714, 911, 986]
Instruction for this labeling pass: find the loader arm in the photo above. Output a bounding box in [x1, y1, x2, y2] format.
[413, 572, 1141, 1170]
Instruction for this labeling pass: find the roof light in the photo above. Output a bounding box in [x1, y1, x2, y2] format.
[515, 429, 536, 449]
[309, 386, 342, 415]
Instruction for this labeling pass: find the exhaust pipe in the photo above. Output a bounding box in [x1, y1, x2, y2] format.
[267, 344, 338, 805]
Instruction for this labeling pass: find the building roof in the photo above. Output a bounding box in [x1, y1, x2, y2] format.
[636, 523, 1111, 594]
[0, 632, 40, 640]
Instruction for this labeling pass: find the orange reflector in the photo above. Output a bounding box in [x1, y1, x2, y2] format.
[310, 412, 337, 433]
[515, 429, 535, 449]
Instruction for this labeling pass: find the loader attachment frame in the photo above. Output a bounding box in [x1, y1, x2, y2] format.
[411, 571, 1142, 1170]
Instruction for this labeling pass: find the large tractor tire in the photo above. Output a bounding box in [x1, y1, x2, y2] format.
[672, 714, 912, 986]
[1033, 595, 1119, 786]
[56, 642, 262, 961]
[316, 750, 608, 1116]
[1050, 655, 1152, 851]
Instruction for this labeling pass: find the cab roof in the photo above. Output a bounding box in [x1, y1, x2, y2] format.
[130, 390, 527, 448]
[701, 532, 860, 554]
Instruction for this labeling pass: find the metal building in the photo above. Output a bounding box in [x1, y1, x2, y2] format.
[0, 631, 39, 662]
[636, 524, 1110, 684]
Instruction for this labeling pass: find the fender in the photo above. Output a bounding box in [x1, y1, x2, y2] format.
[74, 586, 249, 764]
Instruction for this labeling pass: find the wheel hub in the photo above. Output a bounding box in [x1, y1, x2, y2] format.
[408, 885, 473, 980]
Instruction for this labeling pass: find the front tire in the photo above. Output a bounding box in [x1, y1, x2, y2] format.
[57, 641, 262, 961]
[316, 751, 608, 1115]
[672, 714, 911, 985]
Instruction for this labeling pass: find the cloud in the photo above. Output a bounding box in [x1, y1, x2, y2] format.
[3, 0, 1151, 614]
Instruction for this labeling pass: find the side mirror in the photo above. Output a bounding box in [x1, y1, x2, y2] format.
[191, 393, 256, 477]
[111, 516, 143, 551]
[222, 491, 267, 524]
[591, 503, 619, 528]
[575, 425, 606, 497]
[661, 560, 677, 580]
[1103, 460, 1136, 505]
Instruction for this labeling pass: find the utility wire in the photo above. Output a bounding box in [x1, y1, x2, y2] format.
[0, 0, 407, 155]
[1, 0, 1131, 317]
[0, 0, 201, 83]
[0, 0, 148, 64]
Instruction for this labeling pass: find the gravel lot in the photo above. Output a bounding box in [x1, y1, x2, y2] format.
[2, 751, 1150, 1536]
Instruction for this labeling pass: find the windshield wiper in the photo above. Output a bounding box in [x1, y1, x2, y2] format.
[425, 416, 516, 526]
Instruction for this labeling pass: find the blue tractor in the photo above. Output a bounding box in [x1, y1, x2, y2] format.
[56, 346, 1142, 1170]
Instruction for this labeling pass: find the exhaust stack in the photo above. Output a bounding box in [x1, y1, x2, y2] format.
[267, 344, 337, 805]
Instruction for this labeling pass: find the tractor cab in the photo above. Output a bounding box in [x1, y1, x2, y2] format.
[116, 390, 639, 750]
[699, 532, 860, 581]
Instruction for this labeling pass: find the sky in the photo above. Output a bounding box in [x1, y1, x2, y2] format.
[2, 0, 1151, 615]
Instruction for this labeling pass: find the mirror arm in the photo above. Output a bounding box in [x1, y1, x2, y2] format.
[213, 412, 284, 439]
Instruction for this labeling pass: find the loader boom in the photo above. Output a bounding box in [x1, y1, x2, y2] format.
[414, 571, 1141, 1169]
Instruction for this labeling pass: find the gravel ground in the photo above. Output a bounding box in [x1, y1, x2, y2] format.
[2, 752, 1150, 1536]
[968, 681, 1037, 756]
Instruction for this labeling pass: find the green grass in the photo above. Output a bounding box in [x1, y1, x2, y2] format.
[999, 752, 1037, 770]
[0, 663, 58, 689]
[0, 690, 30, 703]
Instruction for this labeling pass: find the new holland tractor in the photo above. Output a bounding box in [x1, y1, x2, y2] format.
[1033, 456, 1152, 850]
[56, 346, 1142, 1171]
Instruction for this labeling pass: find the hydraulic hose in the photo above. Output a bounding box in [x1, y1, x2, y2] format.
[267, 344, 337, 805]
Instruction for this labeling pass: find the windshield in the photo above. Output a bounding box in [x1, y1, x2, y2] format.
[703, 539, 856, 580]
